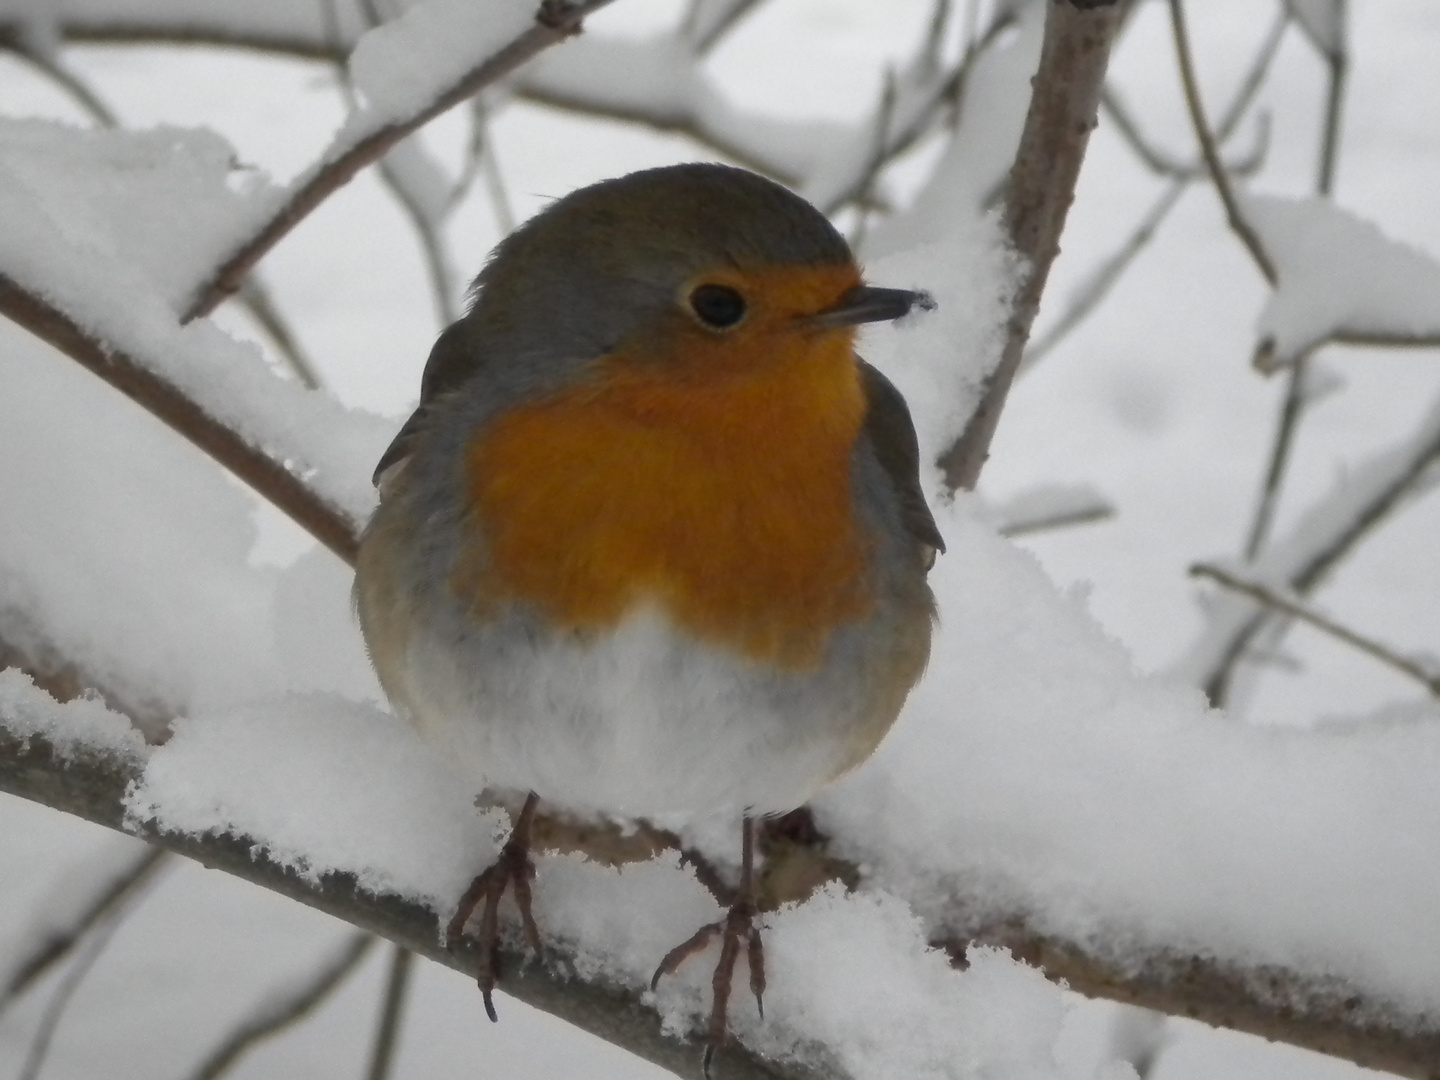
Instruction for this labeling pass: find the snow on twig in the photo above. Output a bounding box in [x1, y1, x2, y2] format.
[179, 0, 618, 322]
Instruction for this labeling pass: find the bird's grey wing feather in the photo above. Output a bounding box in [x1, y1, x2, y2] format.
[858, 360, 945, 557]
[372, 320, 486, 487]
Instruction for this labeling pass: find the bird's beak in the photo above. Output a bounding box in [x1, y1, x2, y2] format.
[807, 285, 937, 329]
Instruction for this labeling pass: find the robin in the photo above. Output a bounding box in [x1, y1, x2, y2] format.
[354, 162, 941, 1071]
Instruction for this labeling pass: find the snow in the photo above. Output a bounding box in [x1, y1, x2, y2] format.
[1247, 194, 1440, 367]
[347, 0, 537, 124]
[0, 119, 394, 526]
[117, 689, 1114, 1079]
[123, 695, 500, 908]
[0, 669, 144, 763]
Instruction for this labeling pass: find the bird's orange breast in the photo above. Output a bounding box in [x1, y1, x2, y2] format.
[460, 331, 872, 669]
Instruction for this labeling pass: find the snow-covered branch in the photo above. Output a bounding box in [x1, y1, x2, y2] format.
[179, 0, 617, 321]
[5, 667, 1440, 1078]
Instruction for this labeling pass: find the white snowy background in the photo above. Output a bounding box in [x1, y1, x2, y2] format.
[2, 1, 1439, 1078]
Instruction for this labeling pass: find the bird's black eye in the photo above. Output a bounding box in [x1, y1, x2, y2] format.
[689, 284, 746, 329]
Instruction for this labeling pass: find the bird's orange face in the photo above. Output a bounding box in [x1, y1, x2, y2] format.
[458, 260, 878, 669]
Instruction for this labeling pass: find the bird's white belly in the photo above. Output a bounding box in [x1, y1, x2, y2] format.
[399, 607, 858, 822]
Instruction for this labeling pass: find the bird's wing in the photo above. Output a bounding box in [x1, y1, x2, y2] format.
[372, 320, 484, 487]
[858, 360, 945, 559]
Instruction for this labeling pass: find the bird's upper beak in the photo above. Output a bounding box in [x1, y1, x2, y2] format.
[807, 285, 937, 330]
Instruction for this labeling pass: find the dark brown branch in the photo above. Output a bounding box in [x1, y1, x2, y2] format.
[0, 275, 362, 564]
[1191, 564, 1440, 697]
[938, 0, 1129, 491]
[179, 0, 617, 322]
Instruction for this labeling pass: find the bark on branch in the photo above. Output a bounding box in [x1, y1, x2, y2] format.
[938, 0, 1129, 491]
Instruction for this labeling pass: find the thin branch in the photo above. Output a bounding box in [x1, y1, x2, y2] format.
[818, 7, 1020, 216]
[0, 275, 362, 564]
[849, 67, 899, 252]
[235, 275, 325, 390]
[1100, 86, 1268, 180]
[1021, 181, 1185, 369]
[1023, 6, 1285, 370]
[2, 41, 327, 391]
[364, 945, 413, 1080]
[186, 933, 376, 1080]
[1315, 1, 1347, 197]
[4, 43, 119, 126]
[7, 723, 1440, 1078]
[922, 0, 954, 73]
[1241, 5, 1345, 561]
[1, 846, 168, 1010]
[938, 0, 1130, 492]
[684, 0, 765, 55]
[1167, 0, 1278, 285]
[1189, 394, 1440, 704]
[15, 902, 131, 1080]
[180, 0, 618, 322]
[1244, 352, 1310, 560]
[1191, 564, 1440, 697]
[997, 503, 1115, 538]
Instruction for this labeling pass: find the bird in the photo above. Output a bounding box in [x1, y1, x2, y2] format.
[353, 161, 942, 1072]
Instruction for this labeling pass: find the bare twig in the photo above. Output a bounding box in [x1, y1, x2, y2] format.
[849, 67, 899, 252]
[1189, 394, 1440, 704]
[186, 933, 376, 1080]
[684, 0, 765, 55]
[1240, 6, 1346, 561]
[1167, 0, 1277, 285]
[997, 502, 1115, 538]
[922, 0, 954, 73]
[1244, 352, 1310, 561]
[235, 275, 325, 390]
[180, 0, 618, 322]
[938, 0, 1129, 491]
[1100, 86, 1268, 180]
[1022, 181, 1185, 369]
[1314, 1, 1348, 196]
[1024, 7, 1285, 370]
[1, 846, 168, 1010]
[1191, 564, 1440, 697]
[364, 945, 413, 1080]
[14, 903, 131, 1080]
[4, 42, 119, 126]
[0, 275, 362, 564]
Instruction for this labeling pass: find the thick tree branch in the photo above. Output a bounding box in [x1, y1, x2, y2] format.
[0, 727, 818, 1080]
[7, 711, 1440, 1078]
[938, 0, 1128, 492]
